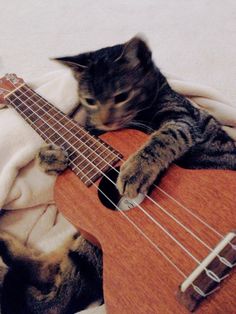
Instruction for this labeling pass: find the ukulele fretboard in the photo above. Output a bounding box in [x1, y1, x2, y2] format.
[6, 84, 122, 186]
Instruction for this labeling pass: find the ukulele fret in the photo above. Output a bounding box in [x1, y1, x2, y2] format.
[5, 84, 122, 186]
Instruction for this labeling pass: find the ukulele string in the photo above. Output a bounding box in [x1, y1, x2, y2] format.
[152, 185, 224, 238]
[7, 96, 189, 280]
[13, 113, 233, 279]
[7, 88, 231, 270]
[90, 181, 231, 294]
[91, 178, 188, 280]
[82, 152, 234, 267]
[29, 117, 231, 284]
[7, 89, 227, 260]
[3, 85, 226, 241]
[101, 153, 225, 239]
[7, 94, 206, 265]
[6, 90, 227, 297]
[8, 85, 223, 238]
[7, 92, 213, 256]
[69, 155, 232, 273]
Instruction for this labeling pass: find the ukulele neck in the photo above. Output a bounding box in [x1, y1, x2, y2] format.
[5, 83, 122, 186]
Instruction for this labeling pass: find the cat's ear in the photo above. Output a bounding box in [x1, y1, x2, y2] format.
[115, 36, 152, 68]
[52, 54, 89, 72]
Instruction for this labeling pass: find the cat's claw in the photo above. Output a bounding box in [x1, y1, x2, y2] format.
[117, 151, 159, 198]
[37, 144, 69, 175]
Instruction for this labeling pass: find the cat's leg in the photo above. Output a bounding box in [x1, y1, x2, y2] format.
[69, 234, 102, 277]
[67, 235, 103, 310]
[176, 124, 236, 170]
[179, 140, 236, 170]
[36, 144, 69, 174]
[0, 231, 66, 295]
[117, 120, 195, 198]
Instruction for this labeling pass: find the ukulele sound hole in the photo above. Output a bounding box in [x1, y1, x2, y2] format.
[98, 167, 145, 211]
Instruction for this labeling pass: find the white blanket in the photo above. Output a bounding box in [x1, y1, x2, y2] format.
[0, 69, 236, 314]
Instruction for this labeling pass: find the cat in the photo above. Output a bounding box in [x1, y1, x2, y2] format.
[1, 35, 236, 313]
[0, 226, 103, 314]
[53, 35, 236, 198]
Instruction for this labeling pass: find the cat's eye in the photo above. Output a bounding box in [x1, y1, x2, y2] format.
[85, 98, 96, 106]
[114, 91, 129, 104]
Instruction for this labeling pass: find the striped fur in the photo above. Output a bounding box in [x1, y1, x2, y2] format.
[0, 231, 103, 314]
[57, 36, 236, 197]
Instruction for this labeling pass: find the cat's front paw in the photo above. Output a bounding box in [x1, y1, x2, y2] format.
[117, 151, 159, 198]
[37, 144, 69, 175]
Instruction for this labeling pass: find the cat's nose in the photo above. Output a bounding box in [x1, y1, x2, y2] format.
[99, 108, 111, 125]
[100, 115, 112, 126]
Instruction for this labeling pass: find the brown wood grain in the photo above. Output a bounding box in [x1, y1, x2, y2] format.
[55, 129, 236, 314]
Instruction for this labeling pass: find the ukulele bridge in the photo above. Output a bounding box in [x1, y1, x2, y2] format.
[177, 231, 236, 312]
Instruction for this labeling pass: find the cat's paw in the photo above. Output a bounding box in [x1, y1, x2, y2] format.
[37, 144, 69, 175]
[117, 150, 159, 198]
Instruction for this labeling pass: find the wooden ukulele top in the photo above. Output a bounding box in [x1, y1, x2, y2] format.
[55, 129, 236, 314]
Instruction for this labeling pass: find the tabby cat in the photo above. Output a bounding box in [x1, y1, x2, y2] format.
[1, 35, 236, 313]
[55, 35, 236, 198]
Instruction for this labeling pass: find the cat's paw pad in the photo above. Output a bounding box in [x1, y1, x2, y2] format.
[117, 152, 158, 198]
[37, 144, 69, 175]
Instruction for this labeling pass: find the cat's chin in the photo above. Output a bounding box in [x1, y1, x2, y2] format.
[96, 124, 123, 131]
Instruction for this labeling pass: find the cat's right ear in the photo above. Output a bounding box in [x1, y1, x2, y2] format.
[52, 54, 89, 72]
[114, 35, 152, 69]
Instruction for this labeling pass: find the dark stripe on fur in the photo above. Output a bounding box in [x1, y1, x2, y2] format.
[163, 129, 177, 140]
[177, 128, 189, 143]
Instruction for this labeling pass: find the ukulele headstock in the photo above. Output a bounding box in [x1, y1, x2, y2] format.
[0, 74, 25, 103]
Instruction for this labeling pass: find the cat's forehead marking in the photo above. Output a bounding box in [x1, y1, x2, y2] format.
[89, 43, 123, 63]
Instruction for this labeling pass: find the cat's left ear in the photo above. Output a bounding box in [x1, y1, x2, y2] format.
[52, 54, 89, 72]
[115, 36, 152, 68]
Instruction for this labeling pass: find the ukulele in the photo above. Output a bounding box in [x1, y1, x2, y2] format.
[0, 74, 235, 314]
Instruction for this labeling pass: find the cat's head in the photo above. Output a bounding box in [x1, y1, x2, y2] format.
[54, 36, 159, 131]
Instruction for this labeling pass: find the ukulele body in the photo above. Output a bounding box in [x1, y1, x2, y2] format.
[55, 129, 236, 314]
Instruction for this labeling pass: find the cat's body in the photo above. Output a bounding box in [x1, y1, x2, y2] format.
[0, 35, 235, 313]
[0, 230, 103, 314]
